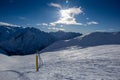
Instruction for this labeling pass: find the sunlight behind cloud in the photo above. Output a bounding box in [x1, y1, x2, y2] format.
[50, 7, 83, 26]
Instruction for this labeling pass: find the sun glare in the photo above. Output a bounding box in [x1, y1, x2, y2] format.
[60, 9, 71, 18]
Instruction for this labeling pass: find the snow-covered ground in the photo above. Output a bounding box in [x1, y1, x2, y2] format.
[0, 45, 120, 80]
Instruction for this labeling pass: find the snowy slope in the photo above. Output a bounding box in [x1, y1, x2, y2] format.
[41, 32, 120, 52]
[0, 45, 120, 80]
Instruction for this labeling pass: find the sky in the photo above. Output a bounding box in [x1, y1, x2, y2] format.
[0, 0, 120, 33]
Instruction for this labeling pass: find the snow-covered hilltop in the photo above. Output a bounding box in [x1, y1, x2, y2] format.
[41, 32, 120, 52]
[0, 25, 81, 55]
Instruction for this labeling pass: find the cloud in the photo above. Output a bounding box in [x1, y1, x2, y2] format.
[49, 3, 98, 27]
[37, 23, 48, 26]
[48, 27, 65, 31]
[87, 21, 98, 25]
[95, 28, 115, 32]
[50, 23, 56, 26]
[0, 22, 20, 27]
[19, 17, 28, 20]
[49, 3, 62, 8]
[86, 18, 89, 20]
[50, 7, 83, 26]
[95, 30, 106, 32]
[109, 28, 114, 31]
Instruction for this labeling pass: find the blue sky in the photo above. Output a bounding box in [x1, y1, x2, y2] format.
[0, 0, 120, 33]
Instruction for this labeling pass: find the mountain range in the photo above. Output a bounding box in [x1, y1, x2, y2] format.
[0, 25, 81, 55]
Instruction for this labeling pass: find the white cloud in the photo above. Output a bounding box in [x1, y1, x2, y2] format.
[109, 28, 114, 31]
[96, 28, 114, 32]
[49, 3, 62, 8]
[86, 18, 89, 20]
[48, 27, 65, 31]
[36, 24, 41, 26]
[49, 3, 99, 27]
[50, 23, 56, 26]
[87, 21, 98, 25]
[37, 23, 48, 26]
[26, 24, 31, 26]
[42, 23, 48, 26]
[0, 22, 20, 27]
[19, 17, 28, 20]
[95, 30, 106, 32]
[60, 25, 63, 27]
[50, 7, 83, 26]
